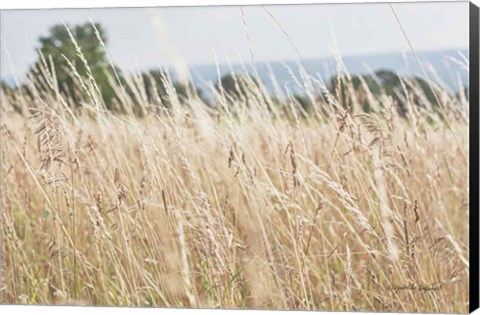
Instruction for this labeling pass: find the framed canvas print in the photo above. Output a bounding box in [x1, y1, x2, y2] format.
[0, 0, 479, 314]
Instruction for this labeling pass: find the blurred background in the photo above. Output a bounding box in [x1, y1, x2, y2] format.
[0, 2, 470, 102]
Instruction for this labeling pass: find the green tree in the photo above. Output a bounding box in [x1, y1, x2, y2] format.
[28, 22, 116, 107]
[1, 80, 23, 113]
[329, 70, 440, 116]
[455, 86, 469, 101]
[140, 69, 206, 107]
[217, 74, 260, 100]
[293, 94, 312, 114]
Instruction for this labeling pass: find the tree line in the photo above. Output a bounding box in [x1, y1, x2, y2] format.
[2, 22, 466, 117]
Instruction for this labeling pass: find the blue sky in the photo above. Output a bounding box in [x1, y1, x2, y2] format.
[0, 2, 469, 82]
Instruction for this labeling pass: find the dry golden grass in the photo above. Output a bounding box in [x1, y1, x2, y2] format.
[0, 38, 470, 312]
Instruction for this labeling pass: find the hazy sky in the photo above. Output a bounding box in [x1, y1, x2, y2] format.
[0, 2, 469, 81]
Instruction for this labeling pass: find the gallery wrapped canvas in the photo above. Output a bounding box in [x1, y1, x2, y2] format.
[0, 0, 479, 313]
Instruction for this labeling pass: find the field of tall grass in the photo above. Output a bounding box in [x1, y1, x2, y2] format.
[0, 29, 470, 312]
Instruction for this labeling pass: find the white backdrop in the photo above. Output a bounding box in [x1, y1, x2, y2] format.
[0, 0, 474, 9]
